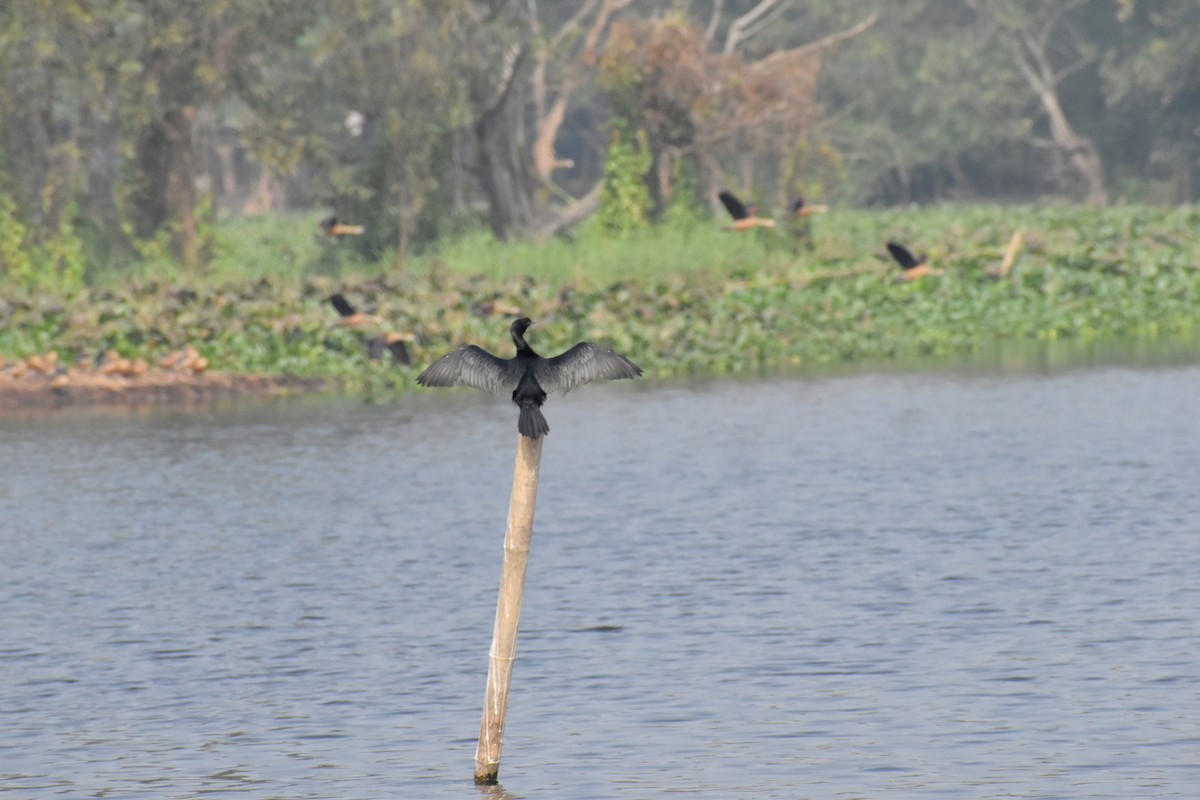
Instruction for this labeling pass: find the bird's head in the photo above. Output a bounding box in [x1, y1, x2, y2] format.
[510, 317, 533, 347]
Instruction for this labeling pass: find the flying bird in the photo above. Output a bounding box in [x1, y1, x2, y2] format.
[718, 190, 776, 230]
[327, 294, 412, 365]
[328, 293, 374, 328]
[366, 331, 413, 366]
[886, 241, 942, 281]
[417, 317, 642, 439]
[319, 215, 365, 237]
[790, 196, 829, 217]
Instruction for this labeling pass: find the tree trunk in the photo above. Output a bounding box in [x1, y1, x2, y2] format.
[162, 107, 199, 268]
[1032, 83, 1107, 205]
[130, 105, 200, 265]
[79, 96, 134, 262]
[475, 101, 534, 241]
[1008, 29, 1108, 205]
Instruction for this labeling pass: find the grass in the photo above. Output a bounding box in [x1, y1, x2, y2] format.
[3, 203, 1199, 398]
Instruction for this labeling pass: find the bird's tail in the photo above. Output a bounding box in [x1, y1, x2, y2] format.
[518, 407, 550, 439]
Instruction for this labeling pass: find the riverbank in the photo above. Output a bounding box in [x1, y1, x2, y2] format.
[2, 205, 1197, 408]
[0, 359, 323, 410]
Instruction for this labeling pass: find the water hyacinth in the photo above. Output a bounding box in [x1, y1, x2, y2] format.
[1, 205, 1198, 403]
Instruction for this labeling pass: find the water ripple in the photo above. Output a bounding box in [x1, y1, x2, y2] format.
[1, 367, 1199, 797]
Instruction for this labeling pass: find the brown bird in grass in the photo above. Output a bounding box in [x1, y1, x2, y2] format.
[718, 191, 776, 230]
[319, 215, 365, 238]
[417, 317, 642, 439]
[327, 294, 412, 365]
[886, 241, 943, 281]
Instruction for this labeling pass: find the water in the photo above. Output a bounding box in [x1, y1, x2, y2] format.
[2, 362, 1199, 799]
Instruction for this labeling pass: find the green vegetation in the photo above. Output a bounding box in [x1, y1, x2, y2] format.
[3, 206, 1198, 398]
[5, 2, 1199, 283]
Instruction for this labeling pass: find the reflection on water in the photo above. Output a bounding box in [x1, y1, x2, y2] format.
[2, 357, 1199, 799]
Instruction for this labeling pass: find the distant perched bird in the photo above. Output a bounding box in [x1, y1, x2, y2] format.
[327, 293, 412, 365]
[718, 190, 776, 230]
[417, 317, 642, 439]
[886, 241, 942, 281]
[319, 215, 365, 238]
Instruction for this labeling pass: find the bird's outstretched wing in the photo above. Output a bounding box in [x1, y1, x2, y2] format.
[886, 241, 920, 270]
[718, 191, 749, 221]
[329, 293, 358, 317]
[535, 342, 643, 395]
[416, 345, 519, 396]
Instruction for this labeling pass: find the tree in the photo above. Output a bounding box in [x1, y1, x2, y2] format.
[596, 7, 875, 216]
[0, 0, 318, 271]
[1098, 0, 1200, 202]
[972, 0, 1109, 205]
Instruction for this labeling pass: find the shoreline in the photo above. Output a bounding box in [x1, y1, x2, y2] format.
[0, 368, 325, 411]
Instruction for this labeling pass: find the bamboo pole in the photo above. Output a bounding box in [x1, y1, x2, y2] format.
[474, 433, 544, 785]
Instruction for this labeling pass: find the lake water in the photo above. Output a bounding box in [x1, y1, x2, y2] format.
[2, 360, 1199, 799]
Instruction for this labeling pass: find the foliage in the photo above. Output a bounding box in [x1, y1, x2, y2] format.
[598, 12, 831, 212]
[3, 207, 1199, 401]
[817, 0, 1200, 205]
[2, 0, 1200, 283]
[597, 128, 653, 233]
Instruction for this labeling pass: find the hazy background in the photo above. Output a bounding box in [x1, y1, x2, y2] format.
[2, 0, 1197, 275]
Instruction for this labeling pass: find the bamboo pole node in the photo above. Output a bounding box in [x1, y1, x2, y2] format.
[474, 433, 544, 785]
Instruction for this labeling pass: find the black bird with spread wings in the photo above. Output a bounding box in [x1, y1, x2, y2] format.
[718, 190, 776, 230]
[417, 317, 642, 439]
[886, 241, 926, 271]
[885, 241, 942, 280]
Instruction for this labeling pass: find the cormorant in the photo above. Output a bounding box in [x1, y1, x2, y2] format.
[319, 216, 365, 237]
[416, 317, 642, 439]
[718, 190, 776, 230]
[886, 241, 942, 281]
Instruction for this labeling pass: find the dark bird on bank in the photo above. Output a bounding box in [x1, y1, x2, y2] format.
[886, 241, 942, 281]
[416, 317, 642, 439]
[319, 215, 365, 237]
[718, 190, 776, 230]
[326, 293, 412, 365]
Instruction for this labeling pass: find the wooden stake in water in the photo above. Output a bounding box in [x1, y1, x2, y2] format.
[475, 434, 544, 785]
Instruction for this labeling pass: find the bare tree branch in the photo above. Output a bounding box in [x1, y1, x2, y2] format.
[705, 0, 724, 44]
[737, 0, 796, 47]
[549, 0, 603, 51]
[791, 10, 879, 59]
[532, 0, 630, 184]
[532, 181, 603, 243]
[1007, 27, 1107, 204]
[481, 43, 526, 118]
[724, 0, 796, 55]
